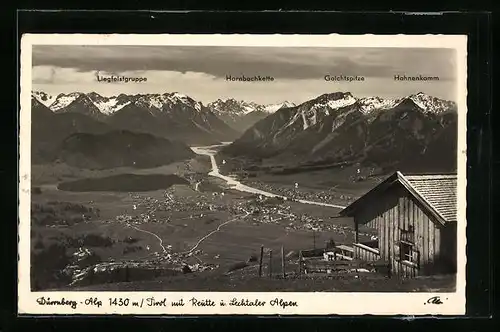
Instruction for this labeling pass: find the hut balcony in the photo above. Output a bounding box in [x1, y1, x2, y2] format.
[353, 240, 380, 261]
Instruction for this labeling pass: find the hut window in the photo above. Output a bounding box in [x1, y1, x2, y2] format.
[400, 225, 415, 243]
[400, 242, 414, 262]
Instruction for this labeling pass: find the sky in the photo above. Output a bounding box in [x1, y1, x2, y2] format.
[32, 45, 458, 105]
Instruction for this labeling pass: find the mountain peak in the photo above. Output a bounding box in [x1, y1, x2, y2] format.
[262, 101, 296, 113]
[397, 97, 424, 109]
[407, 93, 457, 114]
[32, 91, 57, 108]
[408, 91, 431, 100]
[303, 91, 357, 112]
[356, 96, 399, 114]
[207, 98, 262, 115]
[317, 91, 353, 101]
[126, 92, 204, 113]
[171, 92, 188, 98]
[168, 92, 203, 112]
[87, 91, 103, 99]
[50, 93, 88, 111]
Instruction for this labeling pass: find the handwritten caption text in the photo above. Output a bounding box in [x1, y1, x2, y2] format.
[35, 296, 298, 311]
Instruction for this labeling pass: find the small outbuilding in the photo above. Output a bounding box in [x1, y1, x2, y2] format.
[339, 171, 457, 278]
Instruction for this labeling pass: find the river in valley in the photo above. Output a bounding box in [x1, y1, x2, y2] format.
[190, 144, 346, 209]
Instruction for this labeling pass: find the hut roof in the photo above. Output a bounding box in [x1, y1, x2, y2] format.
[339, 171, 457, 225]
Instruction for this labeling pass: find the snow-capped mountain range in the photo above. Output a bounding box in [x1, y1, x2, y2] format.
[301, 91, 454, 117]
[32, 91, 297, 119]
[280, 92, 456, 131]
[32, 90, 454, 117]
[207, 98, 295, 115]
[359, 92, 456, 115]
[32, 91, 206, 115]
[31, 91, 299, 134]
[32, 90, 456, 141]
[223, 91, 458, 173]
[31, 90, 240, 145]
[204, 99, 296, 132]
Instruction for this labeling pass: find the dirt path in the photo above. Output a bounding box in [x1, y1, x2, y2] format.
[182, 212, 250, 254]
[125, 223, 167, 253]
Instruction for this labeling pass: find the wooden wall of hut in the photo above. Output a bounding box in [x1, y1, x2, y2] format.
[354, 184, 455, 278]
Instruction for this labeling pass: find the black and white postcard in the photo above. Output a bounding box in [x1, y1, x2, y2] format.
[18, 34, 467, 315]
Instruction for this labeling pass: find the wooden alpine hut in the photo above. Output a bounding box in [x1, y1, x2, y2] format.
[339, 171, 457, 278]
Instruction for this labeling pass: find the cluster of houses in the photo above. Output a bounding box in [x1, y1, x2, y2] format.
[243, 180, 356, 205]
[116, 170, 457, 279]
[312, 171, 458, 278]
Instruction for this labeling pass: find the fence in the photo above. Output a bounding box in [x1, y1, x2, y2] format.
[301, 258, 391, 275]
[257, 245, 296, 279]
[300, 248, 326, 258]
[255, 244, 391, 279]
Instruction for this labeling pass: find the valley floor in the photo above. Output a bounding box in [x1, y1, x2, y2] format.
[29, 152, 453, 292]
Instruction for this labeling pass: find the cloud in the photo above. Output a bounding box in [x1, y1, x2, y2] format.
[33, 66, 96, 84]
[33, 66, 219, 87]
[31, 46, 458, 104]
[32, 45, 456, 80]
